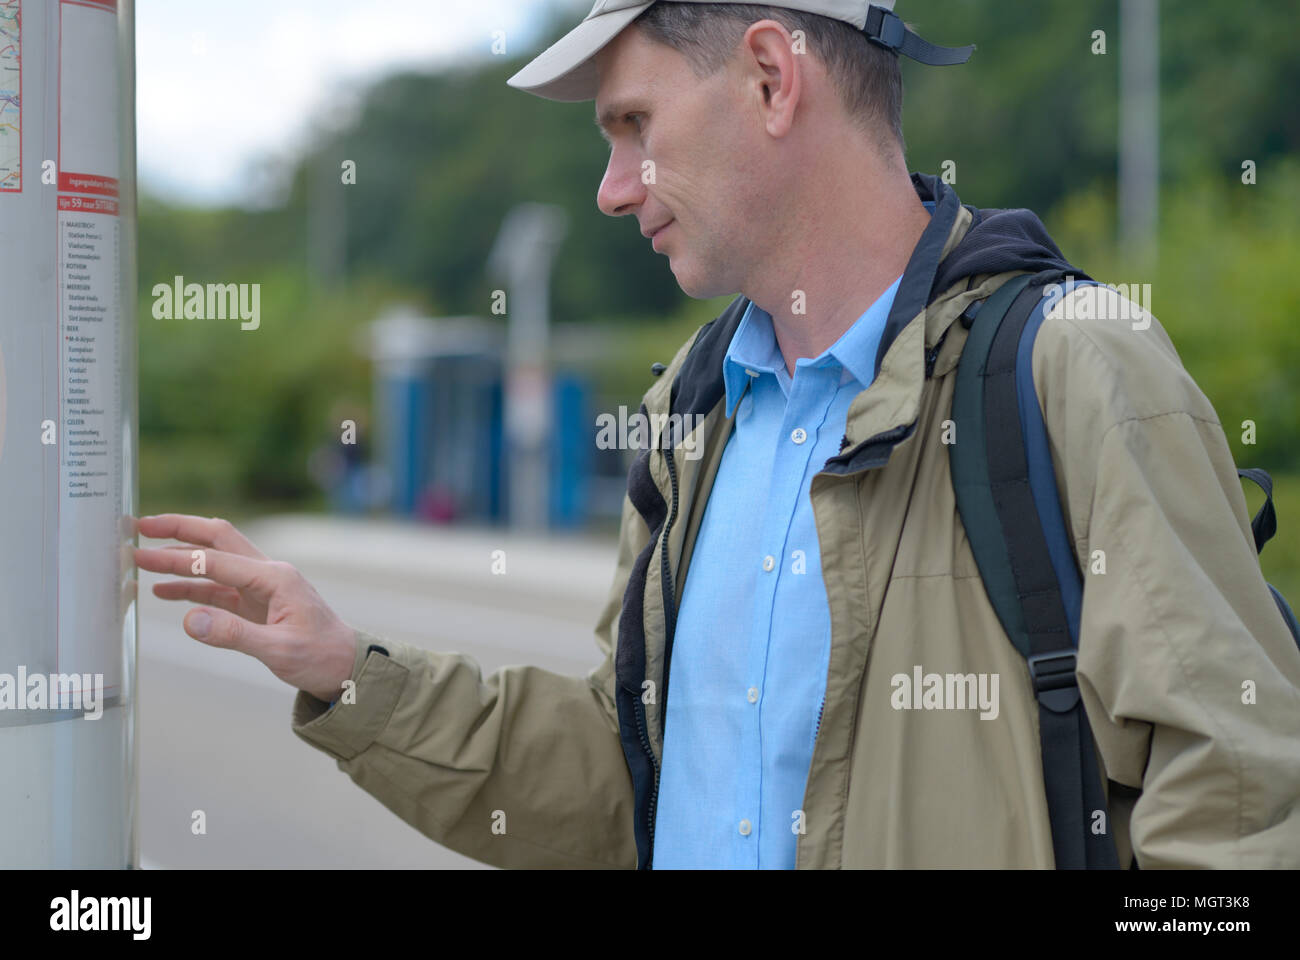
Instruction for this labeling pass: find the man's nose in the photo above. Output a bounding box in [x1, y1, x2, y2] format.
[596, 145, 647, 218]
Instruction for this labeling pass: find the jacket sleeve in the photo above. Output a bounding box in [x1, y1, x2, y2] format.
[289, 489, 652, 869]
[1035, 283, 1300, 868]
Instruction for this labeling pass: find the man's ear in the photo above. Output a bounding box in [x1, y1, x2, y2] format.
[740, 19, 802, 138]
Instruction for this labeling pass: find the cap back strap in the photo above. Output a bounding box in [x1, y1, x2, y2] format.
[863, 4, 975, 65]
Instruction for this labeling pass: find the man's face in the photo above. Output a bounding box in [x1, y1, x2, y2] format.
[594, 26, 767, 299]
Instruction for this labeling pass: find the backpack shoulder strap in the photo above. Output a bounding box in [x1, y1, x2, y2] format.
[951, 269, 1120, 869]
[948, 272, 1036, 650]
[1238, 467, 1277, 553]
[1237, 468, 1300, 646]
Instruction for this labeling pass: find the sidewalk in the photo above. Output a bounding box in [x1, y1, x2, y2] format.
[240, 513, 619, 616]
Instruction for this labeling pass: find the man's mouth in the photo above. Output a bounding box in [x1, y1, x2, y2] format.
[649, 219, 674, 250]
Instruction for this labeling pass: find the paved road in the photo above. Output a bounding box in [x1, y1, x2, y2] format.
[137, 514, 617, 869]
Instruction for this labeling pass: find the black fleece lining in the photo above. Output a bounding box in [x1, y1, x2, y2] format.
[668, 297, 747, 421]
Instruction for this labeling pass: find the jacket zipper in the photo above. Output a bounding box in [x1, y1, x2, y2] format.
[924, 330, 948, 379]
[633, 697, 660, 865]
[813, 692, 826, 743]
[643, 438, 681, 867]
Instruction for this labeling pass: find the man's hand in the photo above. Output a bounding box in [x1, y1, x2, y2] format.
[133, 514, 358, 704]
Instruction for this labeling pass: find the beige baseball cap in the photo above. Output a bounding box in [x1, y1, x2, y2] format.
[506, 1, 974, 102]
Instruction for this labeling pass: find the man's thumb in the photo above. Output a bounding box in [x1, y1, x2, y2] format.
[185, 607, 259, 653]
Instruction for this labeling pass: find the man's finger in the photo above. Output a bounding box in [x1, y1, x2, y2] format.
[184, 606, 271, 657]
[136, 514, 267, 560]
[134, 545, 286, 598]
[153, 578, 244, 614]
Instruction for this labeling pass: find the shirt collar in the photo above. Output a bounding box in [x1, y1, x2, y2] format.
[721, 201, 933, 418]
[723, 272, 905, 417]
[722, 302, 784, 416]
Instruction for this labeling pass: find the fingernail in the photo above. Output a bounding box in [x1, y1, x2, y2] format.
[189, 611, 212, 638]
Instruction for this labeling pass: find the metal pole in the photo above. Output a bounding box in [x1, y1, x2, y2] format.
[488, 203, 567, 532]
[1118, 0, 1159, 267]
[0, 0, 137, 868]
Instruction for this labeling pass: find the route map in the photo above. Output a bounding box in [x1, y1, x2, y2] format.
[0, 0, 18, 191]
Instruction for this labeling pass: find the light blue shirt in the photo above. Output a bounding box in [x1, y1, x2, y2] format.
[652, 271, 904, 868]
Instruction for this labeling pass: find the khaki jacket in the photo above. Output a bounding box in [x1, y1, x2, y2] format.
[292, 175, 1300, 868]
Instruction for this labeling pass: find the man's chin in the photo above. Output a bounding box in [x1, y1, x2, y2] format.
[670, 262, 729, 300]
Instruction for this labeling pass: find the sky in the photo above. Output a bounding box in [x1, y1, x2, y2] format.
[136, 0, 581, 208]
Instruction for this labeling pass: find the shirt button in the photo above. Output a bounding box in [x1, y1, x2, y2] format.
[762, 555, 775, 572]
[791, 427, 807, 444]
[747, 686, 759, 703]
[739, 819, 752, 836]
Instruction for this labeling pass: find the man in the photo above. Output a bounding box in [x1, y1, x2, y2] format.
[134, 1, 1300, 868]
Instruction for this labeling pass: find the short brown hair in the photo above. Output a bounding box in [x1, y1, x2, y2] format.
[633, 2, 905, 153]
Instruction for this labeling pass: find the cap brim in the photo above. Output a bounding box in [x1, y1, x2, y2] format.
[506, 3, 653, 102]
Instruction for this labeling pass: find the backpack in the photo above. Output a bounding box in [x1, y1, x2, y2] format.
[948, 269, 1300, 869]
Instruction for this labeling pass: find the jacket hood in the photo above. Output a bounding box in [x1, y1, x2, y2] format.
[923, 172, 1090, 298]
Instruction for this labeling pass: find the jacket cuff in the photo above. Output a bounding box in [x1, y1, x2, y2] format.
[291, 629, 410, 761]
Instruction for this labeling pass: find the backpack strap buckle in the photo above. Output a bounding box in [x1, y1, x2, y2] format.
[1027, 649, 1080, 712]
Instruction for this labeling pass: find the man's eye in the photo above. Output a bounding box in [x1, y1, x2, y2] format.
[626, 113, 644, 132]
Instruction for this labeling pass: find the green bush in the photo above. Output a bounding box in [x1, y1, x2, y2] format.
[138, 267, 420, 518]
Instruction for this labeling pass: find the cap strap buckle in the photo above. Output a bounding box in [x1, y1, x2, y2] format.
[863, 4, 976, 66]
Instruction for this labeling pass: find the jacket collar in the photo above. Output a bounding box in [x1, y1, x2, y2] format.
[873, 172, 967, 380]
